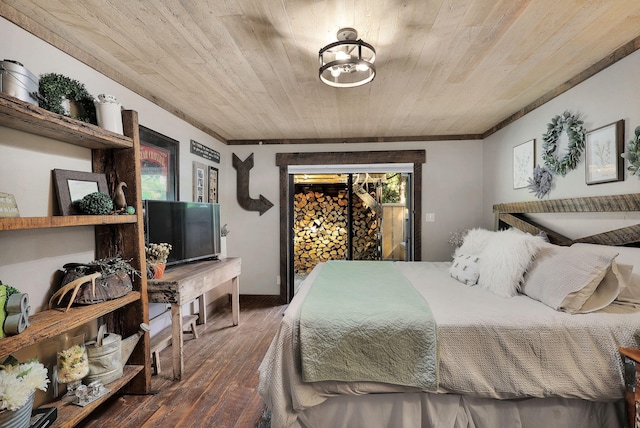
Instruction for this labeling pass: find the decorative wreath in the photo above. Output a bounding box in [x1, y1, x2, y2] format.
[527, 165, 553, 199]
[622, 125, 640, 177]
[39, 73, 97, 124]
[541, 111, 586, 176]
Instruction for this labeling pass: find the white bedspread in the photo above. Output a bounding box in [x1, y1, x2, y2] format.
[258, 261, 640, 428]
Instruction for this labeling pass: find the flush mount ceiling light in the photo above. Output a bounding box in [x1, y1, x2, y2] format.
[318, 27, 376, 88]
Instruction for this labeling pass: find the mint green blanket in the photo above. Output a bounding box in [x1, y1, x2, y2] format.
[299, 261, 438, 390]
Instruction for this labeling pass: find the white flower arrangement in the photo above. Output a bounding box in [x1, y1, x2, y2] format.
[0, 356, 49, 411]
[145, 242, 172, 265]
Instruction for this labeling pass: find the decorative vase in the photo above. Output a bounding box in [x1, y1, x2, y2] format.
[0, 391, 35, 428]
[220, 237, 227, 259]
[56, 333, 89, 401]
[152, 264, 166, 279]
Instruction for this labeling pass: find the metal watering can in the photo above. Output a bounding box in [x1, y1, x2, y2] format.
[85, 323, 150, 385]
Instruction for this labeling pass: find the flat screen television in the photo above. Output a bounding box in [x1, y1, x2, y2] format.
[143, 200, 221, 266]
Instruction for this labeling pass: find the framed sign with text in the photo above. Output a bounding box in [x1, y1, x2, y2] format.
[140, 126, 179, 201]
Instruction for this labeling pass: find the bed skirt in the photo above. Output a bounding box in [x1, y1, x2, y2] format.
[290, 392, 625, 428]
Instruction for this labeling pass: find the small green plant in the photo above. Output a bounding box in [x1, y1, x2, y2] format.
[38, 73, 97, 123]
[75, 192, 114, 215]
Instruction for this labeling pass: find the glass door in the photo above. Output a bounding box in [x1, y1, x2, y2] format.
[290, 171, 413, 294]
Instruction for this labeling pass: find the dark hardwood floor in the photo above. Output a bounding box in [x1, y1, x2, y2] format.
[78, 295, 286, 428]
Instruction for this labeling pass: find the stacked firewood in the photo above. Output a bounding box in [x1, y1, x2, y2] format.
[293, 190, 380, 273]
[351, 195, 379, 261]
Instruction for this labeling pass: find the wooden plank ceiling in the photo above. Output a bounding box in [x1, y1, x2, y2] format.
[2, 0, 640, 144]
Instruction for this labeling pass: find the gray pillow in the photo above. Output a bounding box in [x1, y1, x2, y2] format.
[521, 245, 621, 314]
[571, 243, 640, 306]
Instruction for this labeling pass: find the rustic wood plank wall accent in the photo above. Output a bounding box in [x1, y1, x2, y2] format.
[495, 213, 572, 246]
[493, 193, 640, 246]
[276, 150, 426, 302]
[493, 193, 640, 214]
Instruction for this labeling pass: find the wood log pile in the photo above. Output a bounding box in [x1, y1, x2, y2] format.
[293, 189, 379, 273]
[351, 195, 379, 261]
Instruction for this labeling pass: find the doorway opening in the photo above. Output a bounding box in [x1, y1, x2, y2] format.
[276, 150, 426, 303]
[292, 171, 412, 293]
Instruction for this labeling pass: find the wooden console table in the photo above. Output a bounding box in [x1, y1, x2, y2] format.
[147, 257, 241, 380]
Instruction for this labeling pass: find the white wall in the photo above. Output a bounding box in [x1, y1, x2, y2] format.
[482, 49, 640, 236]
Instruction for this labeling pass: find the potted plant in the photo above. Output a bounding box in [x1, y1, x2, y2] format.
[0, 356, 49, 427]
[38, 73, 97, 124]
[145, 243, 172, 279]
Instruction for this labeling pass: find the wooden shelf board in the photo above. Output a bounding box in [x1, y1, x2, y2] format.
[46, 365, 144, 428]
[0, 92, 133, 150]
[620, 347, 640, 362]
[0, 292, 141, 358]
[0, 215, 137, 231]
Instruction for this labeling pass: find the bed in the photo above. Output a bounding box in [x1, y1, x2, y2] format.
[259, 193, 640, 428]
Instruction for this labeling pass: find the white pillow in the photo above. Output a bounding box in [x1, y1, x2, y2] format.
[449, 254, 480, 286]
[455, 228, 495, 257]
[521, 245, 620, 313]
[476, 229, 547, 297]
[571, 243, 640, 306]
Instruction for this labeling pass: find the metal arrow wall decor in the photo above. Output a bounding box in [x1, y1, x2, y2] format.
[232, 153, 274, 215]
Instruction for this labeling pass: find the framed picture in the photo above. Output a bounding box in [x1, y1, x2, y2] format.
[140, 126, 179, 201]
[585, 119, 624, 185]
[52, 169, 109, 215]
[208, 166, 218, 203]
[192, 161, 208, 203]
[513, 139, 535, 189]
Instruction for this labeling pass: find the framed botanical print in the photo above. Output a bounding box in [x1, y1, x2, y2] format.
[585, 119, 624, 185]
[513, 139, 535, 189]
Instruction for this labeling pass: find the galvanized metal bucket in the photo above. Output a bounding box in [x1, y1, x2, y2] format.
[0, 60, 39, 106]
[0, 391, 34, 428]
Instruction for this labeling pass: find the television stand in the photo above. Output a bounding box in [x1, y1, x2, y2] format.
[147, 257, 241, 380]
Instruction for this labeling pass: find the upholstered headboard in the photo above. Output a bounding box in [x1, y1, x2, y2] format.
[493, 193, 640, 246]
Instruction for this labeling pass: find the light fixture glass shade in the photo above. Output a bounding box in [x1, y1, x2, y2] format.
[319, 30, 376, 88]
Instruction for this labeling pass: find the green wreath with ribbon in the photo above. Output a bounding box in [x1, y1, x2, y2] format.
[541, 111, 586, 176]
[622, 125, 640, 177]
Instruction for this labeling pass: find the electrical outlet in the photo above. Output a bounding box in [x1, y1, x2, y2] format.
[276, 275, 281, 285]
[425, 213, 435, 222]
